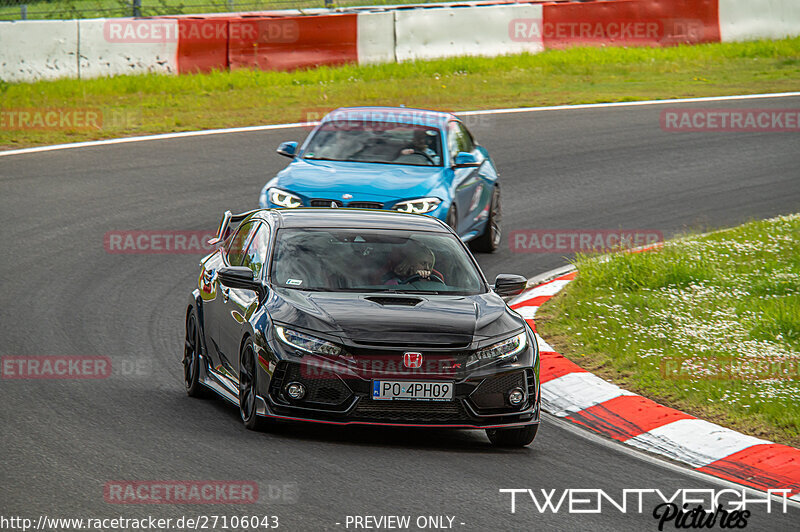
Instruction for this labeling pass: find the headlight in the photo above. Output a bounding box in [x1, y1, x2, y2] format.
[275, 326, 342, 356]
[467, 331, 527, 367]
[269, 188, 303, 208]
[393, 197, 441, 214]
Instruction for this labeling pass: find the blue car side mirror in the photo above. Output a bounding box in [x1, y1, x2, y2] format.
[277, 141, 298, 158]
[454, 152, 480, 168]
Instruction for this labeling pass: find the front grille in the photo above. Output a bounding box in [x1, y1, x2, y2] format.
[352, 398, 469, 423]
[469, 371, 526, 410]
[347, 201, 384, 209]
[275, 362, 353, 406]
[309, 199, 343, 208]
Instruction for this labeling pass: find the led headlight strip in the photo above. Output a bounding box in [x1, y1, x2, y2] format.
[275, 326, 342, 356]
[467, 331, 527, 367]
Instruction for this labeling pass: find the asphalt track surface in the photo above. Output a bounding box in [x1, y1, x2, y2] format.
[2, 95, 799, 531]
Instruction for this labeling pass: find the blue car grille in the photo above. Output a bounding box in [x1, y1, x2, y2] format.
[309, 199, 343, 208]
[347, 202, 384, 209]
[308, 199, 385, 210]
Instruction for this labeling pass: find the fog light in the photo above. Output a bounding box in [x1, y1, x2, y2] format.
[508, 388, 525, 406]
[286, 382, 306, 400]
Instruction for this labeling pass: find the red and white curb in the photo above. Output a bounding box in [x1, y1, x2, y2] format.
[511, 269, 800, 502]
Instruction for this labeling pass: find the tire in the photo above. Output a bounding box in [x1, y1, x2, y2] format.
[486, 423, 538, 448]
[470, 186, 501, 253]
[239, 340, 267, 431]
[183, 310, 207, 398]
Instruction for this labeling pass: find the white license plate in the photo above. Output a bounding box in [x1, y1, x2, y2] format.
[372, 380, 454, 402]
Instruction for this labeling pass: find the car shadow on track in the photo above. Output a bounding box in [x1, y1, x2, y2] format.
[197, 393, 536, 455]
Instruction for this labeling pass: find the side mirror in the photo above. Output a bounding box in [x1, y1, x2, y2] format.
[493, 274, 528, 297]
[454, 152, 480, 168]
[218, 266, 266, 298]
[277, 141, 298, 158]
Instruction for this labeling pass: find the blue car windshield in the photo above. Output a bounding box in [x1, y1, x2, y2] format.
[303, 121, 443, 167]
[270, 228, 485, 294]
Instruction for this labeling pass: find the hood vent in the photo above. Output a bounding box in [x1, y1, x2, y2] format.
[365, 296, 423, 307]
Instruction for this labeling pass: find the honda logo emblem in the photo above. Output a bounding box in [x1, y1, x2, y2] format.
[403, 352, 423, 369]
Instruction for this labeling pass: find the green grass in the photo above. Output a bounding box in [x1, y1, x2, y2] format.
[2, 37, 800, 149]
[536, 214, 800, 447]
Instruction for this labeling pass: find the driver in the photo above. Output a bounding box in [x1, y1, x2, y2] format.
[382, 241, 442, 285]
[398, 129, 439, 164]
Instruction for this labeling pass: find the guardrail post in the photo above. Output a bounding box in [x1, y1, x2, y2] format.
[324, 0, 332, 8]
[133, 0, 142, 17]
[21, 4, 27, 19]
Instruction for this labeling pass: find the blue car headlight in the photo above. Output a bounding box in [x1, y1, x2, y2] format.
[393, 197, 441, 214]
[275, 326, 342, 356]
[467, 331, 528, 367]
[269, 188, 303, 208]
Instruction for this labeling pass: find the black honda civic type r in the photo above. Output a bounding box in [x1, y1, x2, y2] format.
[183, 208, 540, 446]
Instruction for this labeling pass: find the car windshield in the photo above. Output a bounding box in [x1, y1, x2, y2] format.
[302, 121, 443, 167]
[270, 228, 485, 294]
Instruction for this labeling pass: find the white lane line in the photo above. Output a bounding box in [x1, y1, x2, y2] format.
[2, 92, 799, 158]
[541, 371, 635, 417]
[625, 418, 772, 469]
[0, 122, 318, 158]
[458, 91, 800, 117]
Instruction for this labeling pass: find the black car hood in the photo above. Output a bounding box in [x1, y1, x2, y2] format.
[267, 289, 524, 346]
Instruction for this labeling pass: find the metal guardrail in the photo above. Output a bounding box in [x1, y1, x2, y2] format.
[0, 0, 445, 21]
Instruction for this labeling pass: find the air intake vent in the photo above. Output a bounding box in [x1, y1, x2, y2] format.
[364, 296, 423, 307]
[347, 201, 384, 209]
[310, 199, 343, 207]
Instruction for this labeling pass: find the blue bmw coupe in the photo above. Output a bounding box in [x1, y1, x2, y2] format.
[259, 107, 502, 252]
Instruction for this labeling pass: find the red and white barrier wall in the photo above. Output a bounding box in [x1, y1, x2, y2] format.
[2, 1, 800, 81]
